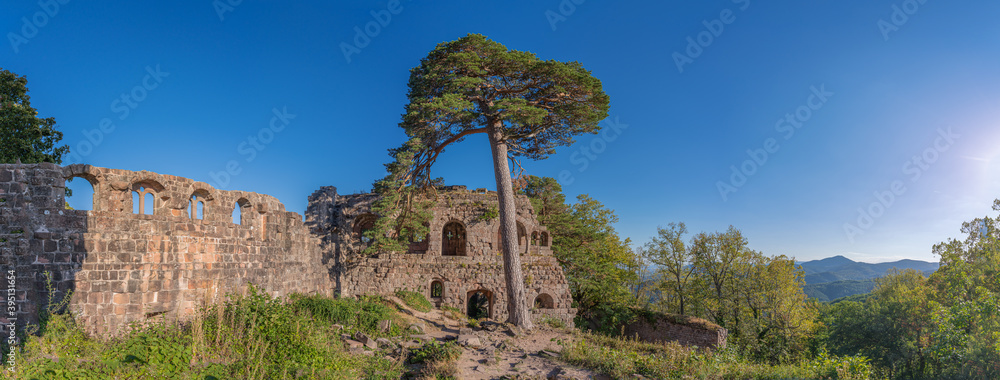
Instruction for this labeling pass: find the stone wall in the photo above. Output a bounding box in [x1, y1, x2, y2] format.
[0, 163, 331, 336]
[306, 185, 577, 327]
[622, 312, 728, 349]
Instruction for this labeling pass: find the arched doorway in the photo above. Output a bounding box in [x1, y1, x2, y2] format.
[466, 289, 493, 320]
[534, 293, 554, 309]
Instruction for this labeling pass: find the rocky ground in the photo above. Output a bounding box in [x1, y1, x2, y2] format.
[342, 296, 609, 379]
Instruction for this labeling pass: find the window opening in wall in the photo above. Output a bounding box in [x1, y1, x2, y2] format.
[143, 192, 154, 215]
[353, 214, 376, 245]
[534, 293, 554, 309]
[189, 194, 206, 220]
[467, 289, 492, 319]
[65, 177, 95, 211]
[133, 190, 141, 214]
[442, 221, 466, 256]
[431, 281, 444, 298]
[233, 201, 242, 224]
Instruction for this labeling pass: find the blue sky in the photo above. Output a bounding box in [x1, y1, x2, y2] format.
[5, 1, 999, 263]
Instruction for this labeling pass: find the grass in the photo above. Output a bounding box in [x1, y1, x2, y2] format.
[560, 331, 874, 380]
[408, 341, 461, 380]
[440, 306, 465, 321]
[394, 290, 433, 313]
[10, 286, 407, 379]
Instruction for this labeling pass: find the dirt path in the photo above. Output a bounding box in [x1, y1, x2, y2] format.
[385, 297, 608, 379]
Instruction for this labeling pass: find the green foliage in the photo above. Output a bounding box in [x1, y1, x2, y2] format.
[0, 68, 69, 164]
[365, 138, 437, 255]
[14, 287, 405, 379]
[409, 341, 460, 380]
[639, 224, 818, 364]
[394, 290, 433, 313]
[521, 176, 640, 331]
[561, 331, 873, 380]
[816, 199, 1000, 379]
[478, 204, 499, 222]
[409, 341, 461, 364]
[400, 33, 609, 161]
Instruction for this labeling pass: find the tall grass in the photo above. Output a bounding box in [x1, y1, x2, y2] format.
[561, 331, 874, 380]
[11, 286, 405, 379]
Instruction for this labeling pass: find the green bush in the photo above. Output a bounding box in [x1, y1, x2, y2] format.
[14, 286, 405, 380]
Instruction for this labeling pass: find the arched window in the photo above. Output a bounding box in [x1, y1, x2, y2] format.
[189, 193, 207, 220]
[234, 198, 251, 225]
[497, 222, 529, 253]
[353, 214, 377, 244]
[431, 281, 444, 298]
[540, 232, 549, 247]
[65, 176, 96, 211]
[534, 293, 554, 309]
[131, 183, 158, 215]
[442, 221, 467, 256]
[531, 231, 539, 246]
[407, 223, 430, 254]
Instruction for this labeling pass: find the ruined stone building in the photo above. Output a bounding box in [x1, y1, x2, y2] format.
[0, 163, 576, 336]
[305, 186, 577, 327]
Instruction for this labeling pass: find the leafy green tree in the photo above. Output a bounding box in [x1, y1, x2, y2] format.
[643, 222, 695, 315]
[371, 34, 609, 328]
[522, 176, 638, 331]
[927, 199, 1000, 378]
[825, 269, 935, 378]
[647, 225, 817, 362]
[0, 68, 69, 164]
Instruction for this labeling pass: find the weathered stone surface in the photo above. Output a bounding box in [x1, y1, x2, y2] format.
[622, 314, 728, 349]
[305, 187, 577, 328]
[378, 319, 392, 333]
[0, 163, 583, 341]
[0, 164, 332, 337]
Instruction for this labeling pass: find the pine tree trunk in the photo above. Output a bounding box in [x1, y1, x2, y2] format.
[486, 121, 534, 329]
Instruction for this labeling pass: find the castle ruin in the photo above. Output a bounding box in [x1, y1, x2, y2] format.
[0, 163, 576, 336]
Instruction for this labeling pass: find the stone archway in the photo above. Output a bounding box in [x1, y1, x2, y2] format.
[467, 289, 493, 320]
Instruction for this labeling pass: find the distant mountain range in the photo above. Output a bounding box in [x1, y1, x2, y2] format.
[797, 255, 939, 302]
